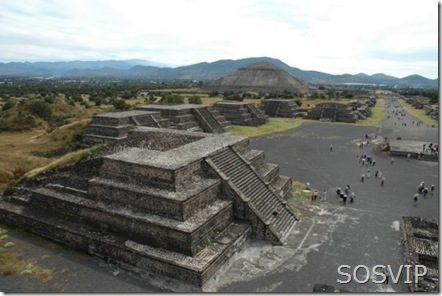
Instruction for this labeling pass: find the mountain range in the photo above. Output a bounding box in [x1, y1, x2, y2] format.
[0, 57, 437, 88]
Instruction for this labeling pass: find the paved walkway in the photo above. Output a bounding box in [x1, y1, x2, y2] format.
[212, 97, 438, 292]
[0, 97, 438, 292]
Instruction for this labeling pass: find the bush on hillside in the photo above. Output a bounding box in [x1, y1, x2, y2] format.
[27, 100, 52, 120]
[188, 95, 202, 104]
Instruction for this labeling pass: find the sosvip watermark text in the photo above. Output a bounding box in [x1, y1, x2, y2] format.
[337, 264, 427, 284]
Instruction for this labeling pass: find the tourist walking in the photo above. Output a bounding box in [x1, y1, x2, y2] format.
[322, 190, 327, 201]
[390, 157, 394, 165]
[372, 158, 376, 166]
[431, 184, 435, 195]
[423, 187, 428, 198]
[349, 192, 355, 203]
[380, 177, 385, 186]
[361, 173, 365, 182]
[329, 145, 333, 151]
[407, 153, 411, 161]
[366, 169, 370, 179]
[413, 193, 419, 204]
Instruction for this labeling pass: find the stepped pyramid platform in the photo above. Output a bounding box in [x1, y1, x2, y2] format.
[303, 103, 359, 123]
[136, 104, 230, 133]
[82, 110, 170, 146]
[204, 62, 311, 94]
[214, 102, 268, 126]
[0, 127, 298, 287]
[261, 99, 304, 118]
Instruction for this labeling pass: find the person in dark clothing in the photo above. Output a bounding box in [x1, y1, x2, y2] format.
[423, 187, 428, 198]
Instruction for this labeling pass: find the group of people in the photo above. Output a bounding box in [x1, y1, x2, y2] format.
[336, 185, 355, 204]
[422, 143, 439, 155]
[310, 189, 328, 202]
[358, 154, 376, 166]
[413, 181, 435, 205]
[359, 157, 385, 186]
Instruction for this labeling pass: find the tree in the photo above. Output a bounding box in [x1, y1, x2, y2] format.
[112, 98, 130, 110]
[27, 100, 52, 120]
[159, 94, 184, 104]
[188, 95, 202, 104]
[2, 100, 15, 111]
[209, 90, 218, 97]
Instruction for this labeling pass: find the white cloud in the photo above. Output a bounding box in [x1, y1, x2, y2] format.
[0, 0, 438, 78]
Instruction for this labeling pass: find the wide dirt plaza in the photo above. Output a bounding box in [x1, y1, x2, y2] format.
[0, 96, 438, 293]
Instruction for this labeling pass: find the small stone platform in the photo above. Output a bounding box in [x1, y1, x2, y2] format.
[136, 104, 230, 133]
[214, 102, 268, 126]
[389, 140, 438, 161]
[303, 103, 358, 123]
[261, 99, 304, 118]
[82, 110, 168, 146]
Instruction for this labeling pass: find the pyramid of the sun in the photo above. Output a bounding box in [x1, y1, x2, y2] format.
[204, 62, 311, 94]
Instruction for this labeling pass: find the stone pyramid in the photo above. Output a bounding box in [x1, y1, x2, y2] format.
[204, 62, 311, 94]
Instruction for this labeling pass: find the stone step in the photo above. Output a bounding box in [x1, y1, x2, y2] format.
[243, 149, 265, 169]
[30, 187, 234, 257]
[260, 163, 280, 183]
[235, 174, 260, 191]
[88, 177, 221, 221]
[99, 152, 202, 192]
[176, 121, 200, 130]
[208, 147, 298, 244]
[270, 175, 292, 198]
[82, 134, 127, 146]
[188, 126, 204, 133]
[0, 200, 251, 287]
[241, 180, 265, 197]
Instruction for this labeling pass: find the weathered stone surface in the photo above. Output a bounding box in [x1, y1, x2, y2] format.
[401, 216, 438, 292]
[214, 102, 268, 126]
[0, 128, 298, 286]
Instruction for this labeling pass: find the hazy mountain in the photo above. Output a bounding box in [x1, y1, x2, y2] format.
[0, 57, 437, 88]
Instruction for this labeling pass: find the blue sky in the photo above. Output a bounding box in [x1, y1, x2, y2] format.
[0, 0, 438, 78]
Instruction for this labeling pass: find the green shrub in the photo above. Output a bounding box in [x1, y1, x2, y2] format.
[159, 94, 184, 104]
[112, 98, 130, 110]
[188, 96, 202, 104]
[27, 100, 52, 120]
[2, 100, 15, 111]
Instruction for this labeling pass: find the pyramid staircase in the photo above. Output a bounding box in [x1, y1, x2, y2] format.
[245, 103, 268, 125]
[214, 102, 268, 126]
[206, 146, 298, 243]
[192, 107, 226, 133]
[262, 99, 302, 118]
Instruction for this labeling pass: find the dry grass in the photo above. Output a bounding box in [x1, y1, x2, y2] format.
[22, 148, 92, 180]
[398, 98, 438, 127]
[0, 119, 91, 185]
[0, 225, 52, 281]
[356, 98, 386, 126]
